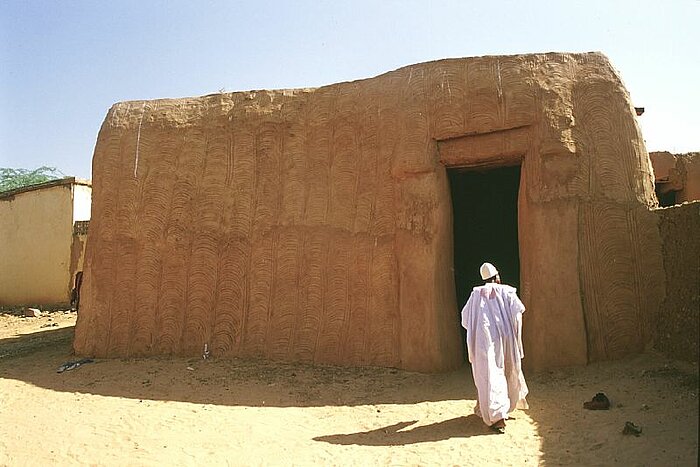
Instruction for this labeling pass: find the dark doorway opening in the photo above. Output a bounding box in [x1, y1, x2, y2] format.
[655, 185, 677, 207]
[448, 165, 521, 311]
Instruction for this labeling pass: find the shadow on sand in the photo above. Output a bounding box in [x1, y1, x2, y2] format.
[313, 415, 494, 446]
[3, 325, 696, 464]
[0, 326, 476, 409]
[0, 325, 74, 359]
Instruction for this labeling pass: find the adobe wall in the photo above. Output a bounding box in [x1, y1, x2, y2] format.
[0, 185, 74, 306]
[653, 202, 699, 361]
[650, 151, 700, 203]
[68, 184, 92, 289]
[74, 52, 665, 372]
[72, 184, 93, 222]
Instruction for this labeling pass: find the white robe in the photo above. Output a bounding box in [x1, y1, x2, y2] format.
[461, 283, 529, 425]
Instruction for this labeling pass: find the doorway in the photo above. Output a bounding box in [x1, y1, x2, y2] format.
[448, 165, 521, 310]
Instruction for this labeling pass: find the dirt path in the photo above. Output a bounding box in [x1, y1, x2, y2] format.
[0, 311, 697, 466]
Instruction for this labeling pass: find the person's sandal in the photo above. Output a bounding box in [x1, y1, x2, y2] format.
[583, 392, 611, 410]
[490, 419, 506, 434]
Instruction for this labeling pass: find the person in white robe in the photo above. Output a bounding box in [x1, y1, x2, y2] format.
[461, 262, 529, 433]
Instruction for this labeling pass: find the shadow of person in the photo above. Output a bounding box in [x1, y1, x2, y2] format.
[313, 414, 492, 446]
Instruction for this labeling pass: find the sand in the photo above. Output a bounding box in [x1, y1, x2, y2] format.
[1, 310, 697, 466]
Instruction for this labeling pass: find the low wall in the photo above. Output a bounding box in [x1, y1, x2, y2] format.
[654, 201, 700, 360]
[0, 184, 74, 306]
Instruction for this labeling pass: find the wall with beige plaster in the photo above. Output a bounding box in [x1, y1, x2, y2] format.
[0, 180, 92, 306]
[0, 185, 74, 305]
[73, 184, 93, 222]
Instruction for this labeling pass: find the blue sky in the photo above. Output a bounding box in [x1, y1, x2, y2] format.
[1, 0, 698, 179]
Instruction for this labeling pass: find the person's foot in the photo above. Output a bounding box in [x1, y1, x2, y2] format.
[490, 419, 506, 434]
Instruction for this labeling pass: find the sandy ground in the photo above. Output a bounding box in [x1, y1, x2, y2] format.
[0, 310, 697, 466]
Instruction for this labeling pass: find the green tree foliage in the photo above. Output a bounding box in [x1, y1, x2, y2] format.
[0, 166, 64, 193]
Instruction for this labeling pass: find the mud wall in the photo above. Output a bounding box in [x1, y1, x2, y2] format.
[653, 202, 699, 361]
[67, 184, 92, 296]
[74, 52, 665, 371]
[72, 184, 92, 222]
[0, 184, 74, 306]
[650, 152, 700, 203]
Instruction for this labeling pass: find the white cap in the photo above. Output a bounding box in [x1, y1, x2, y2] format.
[480, 262, 499, 280]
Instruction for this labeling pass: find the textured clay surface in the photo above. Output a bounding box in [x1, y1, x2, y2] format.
[654, 202, 699, 361]
[650, 151, 700, 203]
[74, 52, 665, 371]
